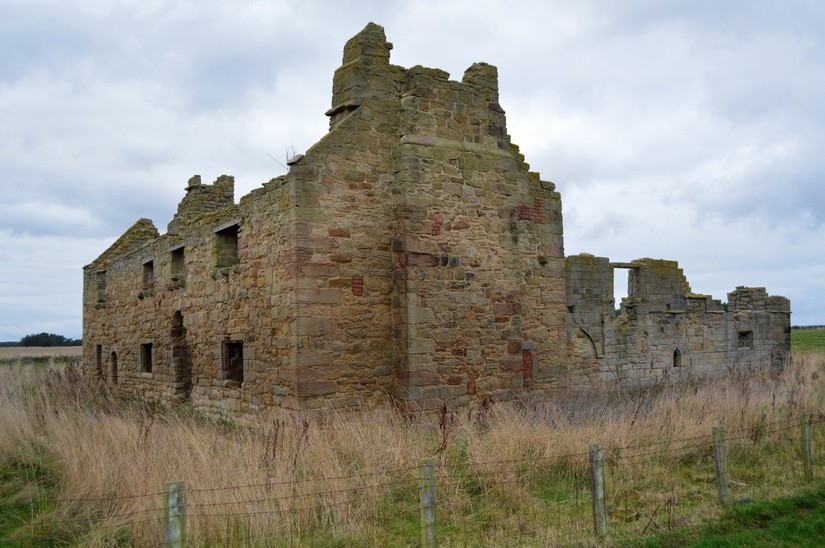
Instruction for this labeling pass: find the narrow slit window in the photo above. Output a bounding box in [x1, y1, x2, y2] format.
[214, 223, 240, 268]
[673, 349, 681, 367]
[141, 343, 153, 373]
[110, 352, 118, 385]
[95, 344, 103, 376]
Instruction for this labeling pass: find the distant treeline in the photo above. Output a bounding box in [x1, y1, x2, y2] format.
[792, 325, 825, 331]
[0, 333, 83, 347]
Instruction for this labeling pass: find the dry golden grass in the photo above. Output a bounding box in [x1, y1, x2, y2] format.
[1, 353, 824, 545]
[0, 346, 83, 359]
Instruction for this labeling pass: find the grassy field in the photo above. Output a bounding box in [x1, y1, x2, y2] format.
[0, 353, 824, 545]
[0, 346, 82, 368]
[792, 328, 825, 353]
[638, 480, 825, 547]
[0, 346, 83, 359]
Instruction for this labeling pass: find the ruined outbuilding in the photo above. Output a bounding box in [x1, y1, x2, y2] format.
[83, 23, 791, 420]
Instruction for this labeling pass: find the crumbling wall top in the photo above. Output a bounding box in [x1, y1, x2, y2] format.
[168, 174, 235, 234]
[84, 218, 159, 270]
[341, 22, 392, 65]
[728, 287, 791, 313]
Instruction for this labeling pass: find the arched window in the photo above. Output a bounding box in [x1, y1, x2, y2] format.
[673, 349, 682, 368]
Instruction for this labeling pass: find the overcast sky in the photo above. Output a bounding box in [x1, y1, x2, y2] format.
[1, 0, 823, 341]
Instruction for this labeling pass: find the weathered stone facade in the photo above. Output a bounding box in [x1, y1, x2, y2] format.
[566, 256, 790, 387]
[82, 23, 790, 420]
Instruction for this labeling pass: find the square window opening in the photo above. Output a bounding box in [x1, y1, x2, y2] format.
[141, 343, 153, 373]
[223, 341, 244, 384]
[96, 271, 107, 302]
[142, 260, 154, 289]
[214, 224, 239, 268]
[171, 247, 185, 281]
[738, 330, 754, 348]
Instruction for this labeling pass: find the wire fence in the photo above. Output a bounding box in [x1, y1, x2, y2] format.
[3, 413, 823, 546]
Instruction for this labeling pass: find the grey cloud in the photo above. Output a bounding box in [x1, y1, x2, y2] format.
[1, 0, 823, 339]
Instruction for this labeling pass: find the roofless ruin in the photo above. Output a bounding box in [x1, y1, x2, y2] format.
[83, 23, 790, 421]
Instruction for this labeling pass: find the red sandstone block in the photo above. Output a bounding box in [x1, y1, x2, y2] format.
[507, 339, 522, 355]
[522, 351, 533, 380]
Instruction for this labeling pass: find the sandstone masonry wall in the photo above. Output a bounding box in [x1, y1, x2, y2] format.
[566, 255, 791, 388]
[82, 23, 791, 422]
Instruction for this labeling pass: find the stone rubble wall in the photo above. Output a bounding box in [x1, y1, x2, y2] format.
[565, 255, 791, 389]
[82, 23, 791, 422]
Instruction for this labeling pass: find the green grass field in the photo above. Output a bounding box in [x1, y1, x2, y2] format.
[791, 329, 825, 352]
[638, 481, 825, 547]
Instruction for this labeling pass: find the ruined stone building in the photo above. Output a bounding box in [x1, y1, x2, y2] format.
[82, 23, 791, 420]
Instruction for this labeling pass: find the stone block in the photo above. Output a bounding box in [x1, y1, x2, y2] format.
[296, 289, 340, 304]
[297, 381, 337, 397]
[296, 317, 333, 336]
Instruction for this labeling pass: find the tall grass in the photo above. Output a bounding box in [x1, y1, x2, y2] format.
[1, 353, 823, 545]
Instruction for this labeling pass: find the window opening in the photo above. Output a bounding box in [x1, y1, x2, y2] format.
[214, 223, 240, 268]
[223, 341, 244, 384]
[613, 268, 629, 310]
[738, 330, 754, 348]
[673, 349, 682, 367]
[171, 247, 185, 281]
[96, 271, 107, 302]
[141, 343, 153, 373]
[110, 351, 118, 385]
[142, 260, 154, 289]
[171, 311, 192, 397]
[95, 345, 103, 376]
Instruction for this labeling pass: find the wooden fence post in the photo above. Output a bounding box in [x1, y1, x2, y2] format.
[801, 410, 814, 479]
[164, 481, 186, 548]
[589, 444, 607, 539]
[712, 426, 731, 505]
[419, 458, 437, 547]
